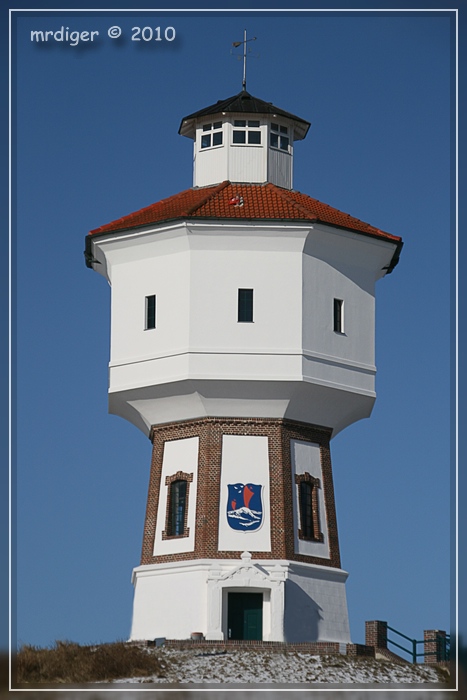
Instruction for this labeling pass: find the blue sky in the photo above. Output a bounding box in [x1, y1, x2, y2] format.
[5, 1, 462, 659]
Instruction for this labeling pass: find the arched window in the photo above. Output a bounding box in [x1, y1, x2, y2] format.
[299, 481, 314, 539]
[295, 472, 324, 542]
[162, 471, 193, 540]
[168, 479, 187, 536]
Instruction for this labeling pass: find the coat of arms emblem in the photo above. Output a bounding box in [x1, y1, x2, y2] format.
[226, 483, 263, 531]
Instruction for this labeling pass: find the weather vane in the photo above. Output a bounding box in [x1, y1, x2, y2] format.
[232, 30, 257, 91]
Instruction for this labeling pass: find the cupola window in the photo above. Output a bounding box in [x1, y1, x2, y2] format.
[232, 120, 261, 145]
[270, 123, 290, 151]
[201, 121, 223, 149]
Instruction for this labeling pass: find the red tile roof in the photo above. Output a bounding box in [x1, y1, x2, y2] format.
[89, 182, 401, 249]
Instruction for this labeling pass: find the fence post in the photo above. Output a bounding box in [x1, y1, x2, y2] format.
[412, 637, 417, 664]
[424, 630, 446, 664]
[365, 621, 388, 649]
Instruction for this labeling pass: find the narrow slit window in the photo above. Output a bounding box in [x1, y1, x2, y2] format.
[146, 294, 156, 330]
[238, 289, 253, 323]
[333, 298, 344, 333]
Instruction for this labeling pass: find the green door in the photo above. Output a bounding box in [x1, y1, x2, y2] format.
[227, 592, 263, 640]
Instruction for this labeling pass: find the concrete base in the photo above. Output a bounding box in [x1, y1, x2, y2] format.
[130, 552, 351, 644]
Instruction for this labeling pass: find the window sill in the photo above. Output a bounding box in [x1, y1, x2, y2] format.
[298, 533, 325, 543]
[161, 531, 190, 540]
[200, 144, 224, 151]
[269, 147, 291, 154]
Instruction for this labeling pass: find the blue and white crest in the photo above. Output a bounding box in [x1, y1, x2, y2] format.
[226, 483, 263, 531]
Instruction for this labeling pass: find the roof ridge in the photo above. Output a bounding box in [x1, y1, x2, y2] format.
[265, 183, 319, 220]
[183, 181, 230, 216]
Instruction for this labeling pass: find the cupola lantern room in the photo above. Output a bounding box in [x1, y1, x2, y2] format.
[179, 90, 310, 189]
[85, 82, 402, 644]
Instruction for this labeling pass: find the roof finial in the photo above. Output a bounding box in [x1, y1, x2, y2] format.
[232, 29, 257, 91]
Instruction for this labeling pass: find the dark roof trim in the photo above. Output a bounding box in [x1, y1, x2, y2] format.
[85, 215, 402, 273]
[383, 238, 403, 274]
[179, 90, 310, 141]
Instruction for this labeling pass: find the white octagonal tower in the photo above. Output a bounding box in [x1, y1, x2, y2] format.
[85, 87, 402, 644]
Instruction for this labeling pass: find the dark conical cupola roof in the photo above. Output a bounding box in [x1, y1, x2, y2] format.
[179, 90, 310, 141]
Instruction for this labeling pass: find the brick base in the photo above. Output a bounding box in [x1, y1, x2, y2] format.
[141, 417, 341, 568]
[162, 639, 374, 657]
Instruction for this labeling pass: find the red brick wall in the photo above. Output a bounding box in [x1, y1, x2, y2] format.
[163, 639, 375, 657]
[365, 620, 388, 649]
[424, 629, 448, 664]
[140, 417, 341, 568]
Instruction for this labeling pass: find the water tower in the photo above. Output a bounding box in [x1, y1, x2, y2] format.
[85, 84, 402, 643]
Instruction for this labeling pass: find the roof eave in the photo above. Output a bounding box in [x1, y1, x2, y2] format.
[384, 238, 404, 274]
[178, 91, 310, 140]
[86, 215, 402, 273]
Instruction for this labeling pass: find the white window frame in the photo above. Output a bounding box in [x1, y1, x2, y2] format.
[270, 122, 290, 152]
[231, 119, 262, 146]
[200, 121, 223, 150]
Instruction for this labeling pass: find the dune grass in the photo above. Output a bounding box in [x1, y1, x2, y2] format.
[14, 640, 165, 685]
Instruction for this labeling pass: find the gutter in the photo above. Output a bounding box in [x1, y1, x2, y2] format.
[84, 216, 403, 274]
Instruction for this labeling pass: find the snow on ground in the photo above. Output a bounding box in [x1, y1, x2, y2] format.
[108, 646, 448, 687]
[6, 647, 452, 699]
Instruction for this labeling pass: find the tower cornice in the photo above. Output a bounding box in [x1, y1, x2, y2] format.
[86, 181, 402, 273]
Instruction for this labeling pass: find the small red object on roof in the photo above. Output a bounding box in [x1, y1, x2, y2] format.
[229, 195, 244, 206]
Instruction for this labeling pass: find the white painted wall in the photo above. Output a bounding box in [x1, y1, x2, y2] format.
[130, 556, 350, 643]
[217, 435, 271, 552]
[105, 226, 191, 367]
[153, 436, 199, 556]
[268, 146, 292, 189]
[193, 138, 227, 188]
[188, 232, 302, 354]
[302, 226, 382, 370]
[229, 144, 266, 183]
[192, 118, 294, 187]
[90, 219, 397, 436]
[290, 439, 330, 559]
[130, 561, 209, 641]
[285, 562, 351, 643]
